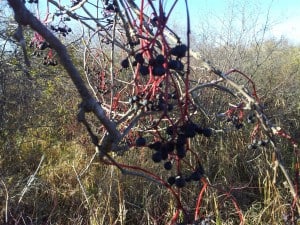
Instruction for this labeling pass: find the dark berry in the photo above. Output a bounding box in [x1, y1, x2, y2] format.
[129, 40, 140, 47]
[185, 176, 192, 182]
[148, 141, 162, 151]
[195, 125, 203, 134]
[167, 176, 176, 185]
[155, 93, 163, 100]
[164, 141, 175, 153]
[196, 163, 205, 175]
[146, 101, 154, 111]
[139, 65, 149, 76]
[106, 4, 115, 11]
[148, 58, 156, 66]
[132, 95, 139, 102]
[161, 148, 169, 160]
[155, 54, 165, 65]
[128, 97, 134, 104]
[135, 52, 145, 64]
[150, 16, 158, 26]
[135, 137, 146, 147]
[152, 66, 166, 76]
[121, 58, 129, 68]
[167, 104, 174, 111]
[171, 92, 178, 99]
[190, 171, 202, 181]
[261, 140, 268, 146]
[181, 122, 198, 138]
[164, 161, 172, 170]
[176, 144, 186, 159]
[235, 123, 244, 130]
[132, 61, 137, 67]
[170, 44, 187, 58]
[247, 115, 256, 124]
[152, 152, 162, 163]
[248, 144, 257, 150]
[166, 126, 176, 136]
[247, 111, 256, 123]
[157, 101, 166, 111]
[39, 42, 49, 50]
[168, 60, 184, 71]
[175, 176, 186, 188]
[58, 27, 67, 33]
[176, 134, 186, 145]
[202, 128, 212, 137]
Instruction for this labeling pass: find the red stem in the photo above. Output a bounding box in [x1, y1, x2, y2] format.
[194, 178, 208, 221]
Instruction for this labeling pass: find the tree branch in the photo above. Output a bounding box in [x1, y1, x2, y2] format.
[7, 0, 121, 142]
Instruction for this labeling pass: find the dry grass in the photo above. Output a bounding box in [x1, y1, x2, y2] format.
[1, 42, 299, 225]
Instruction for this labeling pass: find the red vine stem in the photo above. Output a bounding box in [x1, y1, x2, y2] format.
[225, 68, 260, 102]
[194, 178, 208, 221]
[102, 159, 185, 212]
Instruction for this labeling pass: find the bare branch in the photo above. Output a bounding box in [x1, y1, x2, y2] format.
[8, 0, 121, 143]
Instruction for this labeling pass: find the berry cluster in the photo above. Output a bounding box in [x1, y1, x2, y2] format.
[27, 0, 38, 3]
[30, 40, 50, 51]
[50, 25, 72, 37]
[135, 120, 212, 188]
[43, 53, 58, 66]
[247, 139, 269, 150]
[100, 5, 206, 191]
[103, 0, 118, 12]
[167, 164, 205, 188]
[247, 111, 256, 124]
[128, 93, 176, 112]
[223, 103, 246, 130]
[120, 44, 187, 76]
[150, 14, 168, 27]
[225, 108, 259, 131]
[29, 36, 58, 66]
[226, 114, 244, 130]
[148, 140, 175, 162]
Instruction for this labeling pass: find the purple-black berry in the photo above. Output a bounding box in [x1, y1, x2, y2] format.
[135, 137, 146, 147]
[164, 161, 172, 170]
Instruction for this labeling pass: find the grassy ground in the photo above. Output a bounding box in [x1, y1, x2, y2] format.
[1, 42, 299, 225]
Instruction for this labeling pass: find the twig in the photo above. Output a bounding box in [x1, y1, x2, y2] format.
[18, 154, 45, 204]
[0, 178, 9, 223]
[73, 163, 90, 207]
[79, 151, 98, 177]
[109, 14, 117, 118]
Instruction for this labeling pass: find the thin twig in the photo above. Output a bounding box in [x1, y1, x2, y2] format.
[0, 178, 9, 223]
[18, 154, 45, 204]
[73, 163, 90, 207]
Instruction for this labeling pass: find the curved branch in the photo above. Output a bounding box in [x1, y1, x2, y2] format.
[8, 0, 121, 141]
